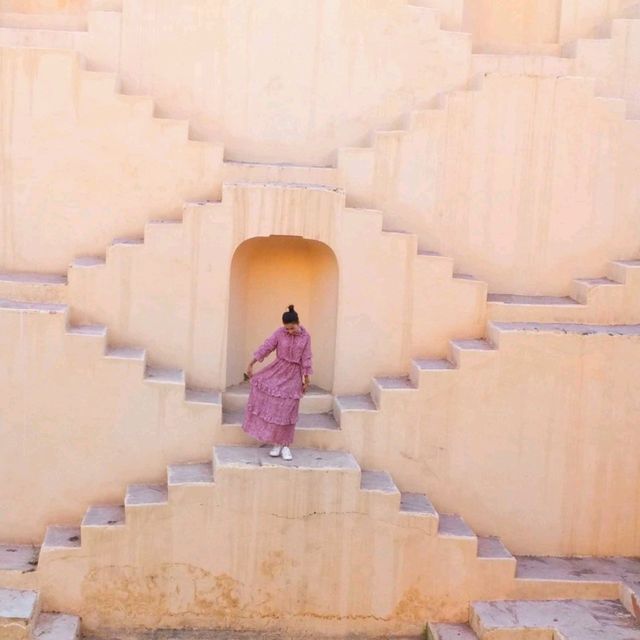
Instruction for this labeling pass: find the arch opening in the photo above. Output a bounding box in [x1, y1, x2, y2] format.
[226, 236, 338, 392]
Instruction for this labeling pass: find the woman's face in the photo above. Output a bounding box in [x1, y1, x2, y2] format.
[283, 323, 300, 335]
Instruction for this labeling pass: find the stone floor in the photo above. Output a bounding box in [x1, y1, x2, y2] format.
[84, 634, 421, 640]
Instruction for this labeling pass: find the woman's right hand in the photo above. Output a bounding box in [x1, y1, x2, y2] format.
[245, 364, 253, 379]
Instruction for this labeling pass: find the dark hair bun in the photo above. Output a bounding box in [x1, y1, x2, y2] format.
[288, 305, 295, 312]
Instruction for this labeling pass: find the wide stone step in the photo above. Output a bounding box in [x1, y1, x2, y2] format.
[213, 445, 359, 473]
[222, 410, 339, 432]
[0, 545, 39, 573]
[470, 599, 640, 638]
[33, 613, 81, 640]
[223, 381, 333, 414]
[0, 587, 39, 638]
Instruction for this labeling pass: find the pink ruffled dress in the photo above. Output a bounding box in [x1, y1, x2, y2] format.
[242, 326, 313, 446]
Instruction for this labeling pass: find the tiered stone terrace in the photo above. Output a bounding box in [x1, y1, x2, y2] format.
[0, 0, 639, 638]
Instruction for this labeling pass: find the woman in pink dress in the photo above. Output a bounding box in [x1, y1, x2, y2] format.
[243, 305, 312, 461]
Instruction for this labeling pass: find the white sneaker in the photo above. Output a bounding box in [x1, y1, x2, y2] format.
[269, 445, 282, 457]
[281, 446, 293, 461]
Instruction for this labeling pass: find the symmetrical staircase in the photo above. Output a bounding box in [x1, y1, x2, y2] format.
[1, 0, 640, 637]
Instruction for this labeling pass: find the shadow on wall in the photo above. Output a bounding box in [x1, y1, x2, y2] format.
[226, 236, 338, 392]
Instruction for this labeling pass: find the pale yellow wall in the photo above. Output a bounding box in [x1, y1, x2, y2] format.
[115, 0, 471, 164]
[463, 0, 562, 50]
[559, 0, 639, 41]
[69, 185, 416, 394]
[574, 17, 640, 117]
[337, 325, 640, 556]
[0, 47, 222, 273]
[31, 448, 516, 636]
[463, 0, 638, 50]
[0, 304, 219, 543]
[340, 74, 640, 295]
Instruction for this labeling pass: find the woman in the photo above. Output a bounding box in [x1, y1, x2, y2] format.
[242, 305, 312, 461]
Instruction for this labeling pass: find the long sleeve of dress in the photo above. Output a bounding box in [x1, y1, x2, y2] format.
[253, 331, 279, 362]
[301, 335, 313, 376]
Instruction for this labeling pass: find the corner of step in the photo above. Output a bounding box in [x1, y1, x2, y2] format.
[168, 462, 214, 487]
[33, 612, 81, 640]
[125, 484, 168, 508]
[82, 505, 125, 528]
[144, 367, 185, 386]
[360, 470, 399, 494]
[438, 514, 476, 541]
[0, 586, 39, 624]
[42, 526, 81, 551]
[477, 536, 515, 561]
[185, 388, 222, 406]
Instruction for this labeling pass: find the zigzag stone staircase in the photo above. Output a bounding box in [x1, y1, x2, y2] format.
[1, 446, 639, 635]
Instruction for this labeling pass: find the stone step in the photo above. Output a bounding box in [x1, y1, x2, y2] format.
[213, 445, 360, 474]
[168, 462, 214, 487]
[184, 389, 221, 406]
[609, 259, 640, 284]
[515, 556, 640, 601]
[0, 587, 39, 638]
[222, 410, 339, 432]
[0, 299, 67, 315]
[0, 545, 39, 574]
[0, 12, 87, 30]
[0, 272, 68, 304]
[488, 321, 640, 348]
[572, 276, 623, 303]
[42, 527, 81, 551]
[437, 514, 476, 540]
[223, 381, 333, 414]
[125, 484, 169, 508]
[449, 339, 496, 367]
[360, 470, 398, 494]
[371, 376, 416, 407]
[82, 505, 125, 529]
[477, 536, 514, 561]
[333, 394, 378, 423]
[222, 160, 341, 188]
[472, 52, 575, 77]
[399, 492, 439, 535]
[143, 367, 185, 386]
[0, 26, 78, 48]
[428, 623, 479, 639]
[470, 599, 640, 639]
[33, 613, 81, 640]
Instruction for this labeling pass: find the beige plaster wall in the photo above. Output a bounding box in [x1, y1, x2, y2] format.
[574, 16, 640, 117]
[0, 303, 219, 544]
[0, 47, 222, 273]
[340, 73, 640, 295]
[115, 0, 471, 164]
[463, 0, 638, 51]
[0, 0, 121, 13]
[337, 324, 640, 556]
[68, 185, 417, 394]
[32, 448, 516, 636]
[463, 0, 562, 50]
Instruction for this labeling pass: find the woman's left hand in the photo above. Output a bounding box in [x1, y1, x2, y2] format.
[302, 377, 310, 393]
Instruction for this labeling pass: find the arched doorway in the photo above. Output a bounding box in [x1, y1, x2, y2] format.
[226, 235, 338, 392]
